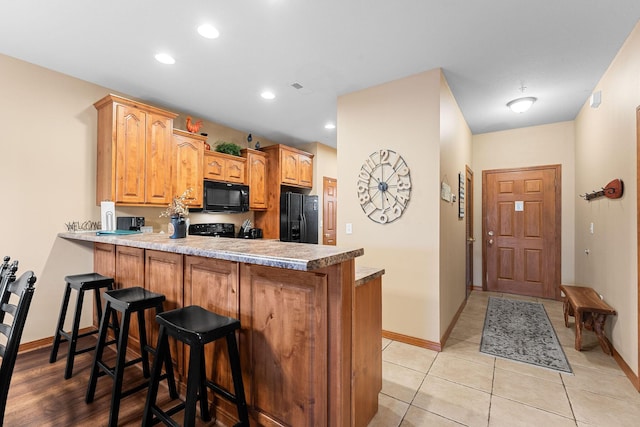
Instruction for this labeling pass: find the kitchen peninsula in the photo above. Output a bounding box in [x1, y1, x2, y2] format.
[58, 232, 382, 427]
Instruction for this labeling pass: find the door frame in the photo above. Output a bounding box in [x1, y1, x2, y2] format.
[465, 165, 474, 298]
[482, 164, 562, 299]
[636, 105, 640, 387]
[322, 176, 337, 245]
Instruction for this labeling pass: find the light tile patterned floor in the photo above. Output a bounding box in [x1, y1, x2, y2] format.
[369, 291, 640, 427]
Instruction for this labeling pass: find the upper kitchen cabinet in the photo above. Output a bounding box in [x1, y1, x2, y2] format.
[241, 148, 267, 210]
[203, 151, 246, 184]
[263, 144, 314, 188]
[172, 129, 205, 208]
[94, 94, 177, 206]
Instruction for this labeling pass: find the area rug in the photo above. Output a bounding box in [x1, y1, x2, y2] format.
[480, 297, 572, 373]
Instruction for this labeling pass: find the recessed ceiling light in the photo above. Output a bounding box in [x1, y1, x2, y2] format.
[154, 53, 175, 65]
[197, 24, 220, 39]
[324, 123, 336, 130]
[261, 91, 276, 100]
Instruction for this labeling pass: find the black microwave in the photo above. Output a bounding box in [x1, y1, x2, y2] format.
[194, 181, 250, 213]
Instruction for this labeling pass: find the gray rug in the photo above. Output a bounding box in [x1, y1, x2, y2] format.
[480, 297, 572, 373]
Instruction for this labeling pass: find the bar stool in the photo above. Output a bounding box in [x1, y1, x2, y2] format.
[85, 286, 178, 427]
[49, 273, 116, 379]
[142, 305, 249, 427]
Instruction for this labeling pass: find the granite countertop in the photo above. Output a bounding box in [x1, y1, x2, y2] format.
[59, 232, 364, 271]
[354, 266, 385, 286]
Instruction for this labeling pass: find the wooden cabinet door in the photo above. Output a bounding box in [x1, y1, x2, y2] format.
[145, 114, 173, 205]
[298, 153, 313, 188]
[225, 157, 246, 183]
[115, 104, 147, 204]
[172, 130, 204, 207]
[239, 264, 327, 426]
[184, 256, 239, 415]
[145, 250, 184, 371]
[115, 246, 145, 352]
[280, 149, 300, 185]
[245, 150, 267, 210]
[94, 243, 116, 327]
[204, 151, 225, 181]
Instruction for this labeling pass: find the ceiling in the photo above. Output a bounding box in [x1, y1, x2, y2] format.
[2, 1, 640, 149]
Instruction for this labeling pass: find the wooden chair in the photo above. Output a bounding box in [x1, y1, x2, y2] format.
[0, 270, 37, 423]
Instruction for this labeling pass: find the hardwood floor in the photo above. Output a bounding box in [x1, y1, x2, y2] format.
[5, 340, 218, 427]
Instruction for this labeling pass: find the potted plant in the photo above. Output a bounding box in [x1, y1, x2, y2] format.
[215, 141, 242, 157]
[160, 188, 192, 238]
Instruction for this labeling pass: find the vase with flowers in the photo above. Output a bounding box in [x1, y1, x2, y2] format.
[160, 188, 192, 239]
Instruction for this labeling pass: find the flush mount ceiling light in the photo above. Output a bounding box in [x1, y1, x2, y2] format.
[197, 24, 219, 39]
[507, 96, 537, 113]
[154, 53, 175, 65]
[324, 123, 336, 130]
[260, 91, 276, 100]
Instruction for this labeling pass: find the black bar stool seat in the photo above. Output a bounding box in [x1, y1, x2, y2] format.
[86, 286, 178, 427]
[143, 305, 249, 427]
[49, 272, 116, 379]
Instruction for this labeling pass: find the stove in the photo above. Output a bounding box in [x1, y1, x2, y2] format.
[188, 223, 235, 238]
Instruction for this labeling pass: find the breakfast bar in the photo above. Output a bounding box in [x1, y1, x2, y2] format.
[58, 232, 381, 427]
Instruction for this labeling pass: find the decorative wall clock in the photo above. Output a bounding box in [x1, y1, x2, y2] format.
[357, 149, 412, 224]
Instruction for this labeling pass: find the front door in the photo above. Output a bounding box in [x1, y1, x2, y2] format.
[323, 176, 337, 245]
[483, 165, 561, 299]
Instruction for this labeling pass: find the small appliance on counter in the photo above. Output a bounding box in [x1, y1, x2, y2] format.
[116, 216, 145, 231]
[188, 223, 235, 238]
[237, 219, 263, 239]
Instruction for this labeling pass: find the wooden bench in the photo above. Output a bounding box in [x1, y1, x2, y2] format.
[560, 284, 617, 355]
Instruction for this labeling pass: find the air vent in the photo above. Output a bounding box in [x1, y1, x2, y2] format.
[291, 82, 304, 90]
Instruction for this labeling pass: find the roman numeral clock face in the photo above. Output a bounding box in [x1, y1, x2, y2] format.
[357, 149, 412, 224]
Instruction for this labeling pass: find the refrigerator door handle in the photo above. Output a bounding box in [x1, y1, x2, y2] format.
[300, 212, 306, 242]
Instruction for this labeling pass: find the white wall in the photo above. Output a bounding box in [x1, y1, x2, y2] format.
[472, 122, 576, 290]
[574, 21, 640, 375]
[439, 74, 473, 336]
[337, 69, 443, 343]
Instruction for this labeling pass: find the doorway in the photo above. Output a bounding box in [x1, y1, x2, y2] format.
[465, 166, 474, 298]
[482, 165, 561, 299]
[323, 176, 337, 245]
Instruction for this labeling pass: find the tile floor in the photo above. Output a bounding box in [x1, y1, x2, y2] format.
[369, 291, 640, 427]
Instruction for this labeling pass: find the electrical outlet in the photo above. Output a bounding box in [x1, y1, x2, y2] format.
[346, 223, 352, 234]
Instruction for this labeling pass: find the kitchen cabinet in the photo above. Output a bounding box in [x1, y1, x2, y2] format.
[94, 94, 177, 206]
[172, 129, 205, 208]
[241, 148, 267, 210]
[183, 256, 239, 416]
[204, 151, 246, 184]
[145, 250, 183, 375]
[254, 144, 314, 239]
[265, 144, 314, 188]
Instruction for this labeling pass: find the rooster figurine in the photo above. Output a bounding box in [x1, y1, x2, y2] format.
[186, 116, 203, 133]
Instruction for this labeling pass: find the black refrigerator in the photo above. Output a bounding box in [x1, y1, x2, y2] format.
[280, 192, 319, 244]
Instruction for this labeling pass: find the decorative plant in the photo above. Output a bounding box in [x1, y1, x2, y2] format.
[215, 141, 242, 157]
[160, 188, 192, 218]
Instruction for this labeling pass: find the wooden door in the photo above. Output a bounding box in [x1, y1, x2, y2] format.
[323, 177, 337, 245]
[465, 166, 474, 298]
[246, 150, 267, 210]
[239, 264, 327, 426]
[483, 165, 561, 299]
[145, 113, 173, 205]
[298, 154, 313, 188]
[114, 246, 145, 352]
[184, 256, 239, 422]
[172, 130, 204, 207]
[281, 149, 299, 185]
[115, 104, 146, 204]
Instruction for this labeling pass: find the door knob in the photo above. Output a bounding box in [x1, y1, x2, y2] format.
[488, 231, 494, 236]
[488, 239, 494, 245]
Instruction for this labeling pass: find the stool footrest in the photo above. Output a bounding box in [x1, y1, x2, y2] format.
[206, 380, 239, 405]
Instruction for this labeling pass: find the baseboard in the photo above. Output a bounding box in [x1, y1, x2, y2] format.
[440, 297, 468, 348]
[612, 345, 640, 392]
[473, 285, 484, 292]
[18, 327, 95, 354]
[382, 330, 442, 352]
